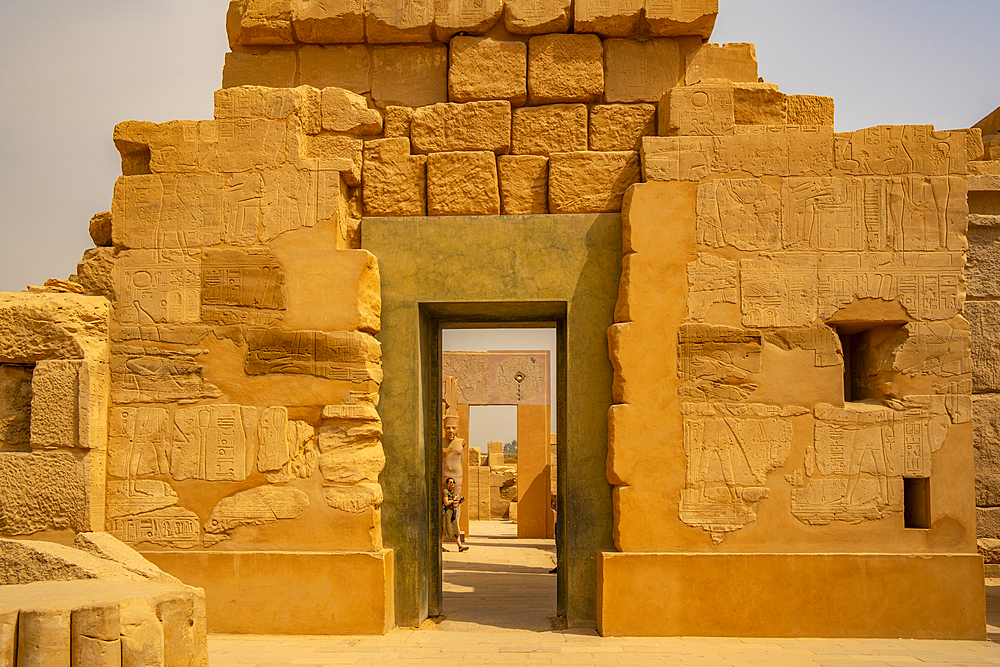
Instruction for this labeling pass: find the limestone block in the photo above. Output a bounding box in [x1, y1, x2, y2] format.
[0, 454, 87, 535]
[498, 155, 548, 214]
[112, 174, 224, 249]
[411, 101, 511, 154]
[968, 226, 1000, 298]
[511, 104, 587, 156]
[264, 420, 317, 483]
[488, 441, 502, 454]
[110, 507, 201, 549]
[469, 447, 481, 467]
[222, 51, 297, 89]
[322, 482, 383, 513]
[299, 45, 370, 93]
[120, 604, 164, 667]
[233, 0, 294, 45]
[156, 596, 195, 667]
[321, 88, 382, 135]
[970, 161, 1000, 176]
[365, 0, 433, 43]
[574, 0, 641, 36]
[981, 538, 1000, 563]
[835, 125, 966, 176]
[434, 0, 502, 41]
[787, 95, 835, 126]
[605, 38, 681, 104]
[714, 125, 834, 177]
[245, 329, 382, 382]
[641, 135, 713, 181]
[318, 443, 385, 485]
[589, 104, 655, 151]
[979, 507, 1000, 539]
[644, 0, 718, 38]
[0, 609, 16, 667]
[29, 359, 81, 450]
[383, 107, 413, 138]
[0, 538, 146, 585]
[696, 179, 780, 251]
[89, 212, 113, 248]
[0, 292, 109, 364]
[449, 37, 527, 105]
[171, 405, 257, 482]
[504, 0, 570, 33]
[685, 254, 737, 321]
[684, 43, 757, 84]
[488, 453, 504, 467]
[213, 86, 320, 129]
[732, 82, 786, 125]
[527, 34, 604, 105]
[110, 347, 221, 405]
[427, 152, 500, 216]
[202, 247, 286, 326]
[71, 248, 116, 301]
[112, 250, 200, 325]
[549, 151, 640, 213]
[73, 533, 180, 585]
[678, 325, 761, 402]
[292, 0, 365, 43]
[0, 364, 32, 451]
[740, 254, 818, 327]
[975, 395, 1000, 507]
[967, 301, 1000, 393]
[362, 138, 427, 216]
[71, 604, 121, 667]
[18, 609, 70, 667]
[371, 45, 448, 108]
[204, 486, 310, 533]
[216, 170, 340, 244]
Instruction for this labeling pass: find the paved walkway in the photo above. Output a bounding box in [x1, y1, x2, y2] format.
[208, 521, 1000, 666]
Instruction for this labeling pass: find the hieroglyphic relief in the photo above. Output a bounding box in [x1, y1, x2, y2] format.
[263, 420, 317, 483]
[740, 253, 818, 327]
[113, 250, 201, 325]
[245, 329, 383, 383]
[641, 136, 712, 182]
[113, 174, 224, 249]
[713, 125, 833, 178]
[203, 486, 310, 534]
[257, 406, 290, 473]
[936, 378, 973, 424]
[215, 119, 287, 173]
[171, 405, 257, 481]
[110, 506, 201, 549]
[679, 402, 802, 543]
[861, 176, 967, 252]
[224, 170, 343, 244]
[816, 252, 963, 321]
[762, 325, 842, 367]
[893, 321, 972, 378]
[323, 482, 383, 514]
[110, 344, 222, 404]
[696, 178, 780, 250]
[678, 324, 760, 401]
[686, 254, 737, 321]
[835, 125, 966, 177]
[201, 248, 286, 326]
[106, 480, 178, 519]
[441, 352, 489, 404]
[108, 406, 171, 481]
[788, 400, 949, 525]
[495, 354, 546, 402]
[782, 178, 863, 250]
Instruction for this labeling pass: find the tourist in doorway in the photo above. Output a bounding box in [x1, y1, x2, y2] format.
[442, 477, 468, 552]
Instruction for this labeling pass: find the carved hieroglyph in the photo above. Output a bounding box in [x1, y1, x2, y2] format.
[787, 400, 949, 525]
[442, 352, 489, 404]
[113, 250, 201, 325]
[109, 407, 171, 480]
[836, 125, 966, 177]
[106, 480, 178, 520]
[111, 344, 222, 405]
[686, 254, 737, 322]
[171, 405, 257, 482]
[763, 325, 842, 368]
[740, 254, 819, 328]
[257, 407, 317, 483]
[696, 179, 780, 251]
[201, 248, 286, 326]
[495, 354, 546, 402]
[204, 486, 311, 534]
[245, 329, 383, 383]
[109, 506, 201, 549]
[679, 402, 802, 543]
[678, 324, 761, 401]
[893, 321, 971, 378]
[781, 178, 863, 251]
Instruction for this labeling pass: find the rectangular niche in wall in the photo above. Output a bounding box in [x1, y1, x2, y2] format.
[0, 364, 33, 452]
[833, 323, 906, 403]
[903, 477, 931, 529]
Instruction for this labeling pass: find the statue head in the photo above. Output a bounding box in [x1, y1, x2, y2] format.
[443, 409, 459, 441]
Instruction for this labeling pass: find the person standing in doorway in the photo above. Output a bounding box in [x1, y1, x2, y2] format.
[442, 477, 468, 552]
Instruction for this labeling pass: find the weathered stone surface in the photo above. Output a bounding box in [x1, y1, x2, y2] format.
[321, 88, 382, 135]
[383, 106, 413, 138]
[29, 359, 81, 449]
[504, 0, 570, 33]
[427, 152, 501, 216]
[498, 155, 548, 215]
[110, 506, 201, 549]
[979, 507, 1000, 539]
[0, 453, 87, 535]
[574, 0, 641, 36]
[684, 42, 757, 84]
[0, 364, 31, 451]
[244, 329, 382, 382]
[836, 125, 966, 176]
[106, 408, 171, 480]
[264, 420, 317, 483]
[362, 138, 427, 216]
[204, 486, 311, 533]
[292, 0, 365, 43]
[980, 537, 1000, 563]
[323, 482, 383, 513]
[549, 151, 640, 213]
[787, 95, 835, 126]
[512, 104, 587, 156]
[18, 608, 71, 667]
[411, 101, 511, 154]
[733, 82, 786, 125]
[222, 51, 297, 89]
[434, 0, 502, 41]
[0, 538, 146, 585]
[644, 0, 718, 38]
[71, 603, 121, 667]
[365, 0, 433, 43]
[0, 293, 109, 364]
[967, 301, 1000, 393]
[89, 211, 113, 247]
[590, 104, 656, 151]
[106, 480, 177, 522]
[257, 406, 291, 473]
[299, 45, 370, 93]
[696, 178, 780, 251]
[318, 443, 386, 485]
[715, 125, 834, 177]
[213, 85, 319, 127]
[976, 395, 1000, 507]
[171, 405, 257, 482]
[449, 37, 527, 105]
[527, 34, 604, 105]
[112, 173, 223, 248]
[371, 45, 447, 108]
[641, 135, 713, 182]
[110, 346, 222, 405]
[73, 532, 181, 585]
[304, 135, 363, 186]
[605, 38, 681, 104]
[967, 226, 1000, 298]
[120, 604, 164, 667]
[0, 608, 14, 667]
[71, 248, 116, 301]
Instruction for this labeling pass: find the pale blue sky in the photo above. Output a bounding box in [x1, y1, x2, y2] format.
[0, 1, 996, 292]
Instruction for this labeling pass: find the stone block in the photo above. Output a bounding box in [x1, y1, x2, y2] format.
[498, 155, 549, 214]
[434, 0, 502, 41]
[321, 88, 382, 134]
[18, 609, 70, 667]
[383, 106, 413, 138]
[0, 364, 32, 451]
[715, 125, 834, 177]
[574, 0, 641, 36]
[504, 0, 570, 33]
[511, 104, 587, 156]
[365, 0, 433, 42]
[659, 82, 733, 136]
[488, 441, 502, 454]
[304, 135, 363, 186]
[979, 506, 1000, 539]
[685, 42, 757, 84]
[371, 45, 447, 108]
[0, 538, 151, 585]
[233, 0, 295, 45]
[976, 394, 1000, 507]
[787, 95, 835, 126]
[222, 51, 296, 89]
[89, 212, 112, 247]
[549, 151, 640, 213]
[967, 226, 1000, 298]
[411, 101, 511, 154]
[733, 82, 786, 125]
[644, 0, 718, 38]
[29, 359, 82, 450]
[488, 453, 504, 467]
[967, 301, 1000, 393]
[605, 38, 681, 104]
[73, 533, 180, 585]
[0, 292, 109, 363]
[427, 152, 500, 216]
[590, 103, 655, 151]
[0, 454, 88, 536]
[469, 447, 481, 466]
[362, 138, 427, 216]
[527, 34, 604, 105]
[835, 125, 966, 176]
[0, 609, 15, 667]
[70, 248, 116, 302]
[157, 596, 196, 667]
[449, 37, 527, 105]
[71, 604, 121, 667]
[120, 605, 164, 667]
[299, 45, 370, 93]
[292, 0, 365, 43]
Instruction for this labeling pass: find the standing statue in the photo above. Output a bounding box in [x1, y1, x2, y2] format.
[442, 408, 464, 501]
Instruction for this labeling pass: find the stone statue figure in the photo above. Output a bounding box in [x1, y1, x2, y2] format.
[442, 408, 465, 502]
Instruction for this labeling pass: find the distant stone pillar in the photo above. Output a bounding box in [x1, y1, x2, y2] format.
[516, 403, 550, 538]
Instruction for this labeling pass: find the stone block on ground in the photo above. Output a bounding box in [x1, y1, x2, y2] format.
[684, 42, 757, 84]
[426, 152, 501, 216]
[434, 0, 502, 41]
[362, 138, 427, 216]
[448, 37, 527, 105]
[299, 45, 370, 93]
[0, 538, 146, 585]
[498, 155, 549, 215]
[73, 533, 181, 585]
[644, 0, 718, 38]
[222, 51, 297, 89]
[365, 0, 433, 42]
[590, 104, 656, 151]
[527, 34, 603, 105]
[411, 101, 511, 154]
[512, 104, 587, 155]
[549, 151, 640, 213]
[504, 0, 571, 34]
[292, 0, 365, 43]
[371, 45, 448, 108]
[604, 38, 681, 104]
